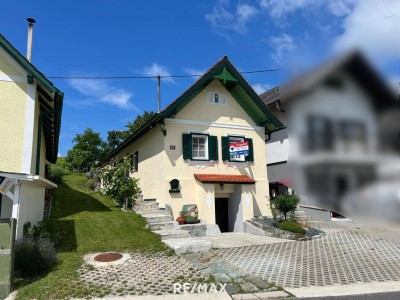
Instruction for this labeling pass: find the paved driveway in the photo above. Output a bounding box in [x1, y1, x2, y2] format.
[214, 223, 400, 289]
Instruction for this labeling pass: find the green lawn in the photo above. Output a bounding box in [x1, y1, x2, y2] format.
[16, 173, 167, 299]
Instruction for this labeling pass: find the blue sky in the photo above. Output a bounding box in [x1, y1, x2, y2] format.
[1, 0, 398, 156]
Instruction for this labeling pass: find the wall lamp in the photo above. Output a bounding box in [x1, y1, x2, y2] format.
[160, 122, 167, 137]
[220, 183, 224, 191]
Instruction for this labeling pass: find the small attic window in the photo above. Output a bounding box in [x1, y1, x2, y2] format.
[206, 91, 227, 105]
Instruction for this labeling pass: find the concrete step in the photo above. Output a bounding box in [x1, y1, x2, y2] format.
[141, 208, 161, 215]
[163, 238, 213, 254]
[153, 229, 190, 240]
[135, 203, 159, 211]
[148, 221, 176, 231]
[142, 214, 172, 224]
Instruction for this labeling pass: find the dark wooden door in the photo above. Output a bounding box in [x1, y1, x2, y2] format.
[215, 198, 229, 232]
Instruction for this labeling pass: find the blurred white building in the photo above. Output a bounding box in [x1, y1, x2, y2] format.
[262, 51, 398, 222]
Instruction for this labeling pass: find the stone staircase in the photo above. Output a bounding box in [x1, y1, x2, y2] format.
[134, 195, 212, 253]
[134, 197, 190, 241]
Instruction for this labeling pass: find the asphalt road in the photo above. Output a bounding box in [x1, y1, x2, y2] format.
[298, 291, 400, 300]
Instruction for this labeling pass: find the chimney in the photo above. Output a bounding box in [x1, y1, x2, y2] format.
[26, 18, 36, 62]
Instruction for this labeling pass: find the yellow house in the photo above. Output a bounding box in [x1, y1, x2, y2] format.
[0, 34, 63, 239]
[100, 57, 283, 232]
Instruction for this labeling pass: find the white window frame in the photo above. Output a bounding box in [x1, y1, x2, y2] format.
[206, 91, 227, 106]
[191, 134, 209, 161]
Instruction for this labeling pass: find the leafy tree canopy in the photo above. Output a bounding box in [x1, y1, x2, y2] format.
[66, 128, 105, 172]
[126, 111, 156, 134]
[65, 111, 156, 171]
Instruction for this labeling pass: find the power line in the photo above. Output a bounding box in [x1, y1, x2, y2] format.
[47, 69, 280, 80]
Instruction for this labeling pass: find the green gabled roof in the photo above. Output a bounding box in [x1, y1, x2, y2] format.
[0, 34, 63, 163]
[101, 56, 284, 164]
[162, 56, 283, 130]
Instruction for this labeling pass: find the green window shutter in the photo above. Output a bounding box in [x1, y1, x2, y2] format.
[221, 136, 230, 161]
[209, 136, 218, 161]
[182, 133, 192, 160]
[245, 138, 254, 162]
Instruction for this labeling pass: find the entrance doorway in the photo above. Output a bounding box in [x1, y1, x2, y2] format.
[215, 198, 229, 232]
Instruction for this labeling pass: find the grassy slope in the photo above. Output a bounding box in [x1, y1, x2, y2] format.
[16, 173, 166, 299]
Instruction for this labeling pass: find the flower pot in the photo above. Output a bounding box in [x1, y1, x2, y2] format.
[176, 217, 185, 225]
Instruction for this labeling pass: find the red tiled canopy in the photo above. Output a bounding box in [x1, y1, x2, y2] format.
[194, 174, 256, 184]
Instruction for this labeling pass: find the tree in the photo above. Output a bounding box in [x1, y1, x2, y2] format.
[105, 130, 129, 152]
[126, 111, 156, 134]
[272, 193, 300, 221]
[65, 128, 105, 173]
[102, 111, 156, 155]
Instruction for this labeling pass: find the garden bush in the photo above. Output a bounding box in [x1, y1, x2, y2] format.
[23, 219, 64, 247]
[272, 193, 300, 220]
[14, 237, 57, 278]
[48, 164, 65, 184]
[278, 220, 306, 234]
[87, 178, 98, 190]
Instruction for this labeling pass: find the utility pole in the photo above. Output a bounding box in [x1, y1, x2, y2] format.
[157, 75, 161, 113]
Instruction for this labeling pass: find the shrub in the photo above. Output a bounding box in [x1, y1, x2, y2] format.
[23, 219, 64, 247]
[102, 157, 140, 206]
[48, 164, 65, 184]
[278, 220, 306, 234]
[14, 237, 57, 278]
[87, 178, 98, 191]
[272, 193, 300, 220]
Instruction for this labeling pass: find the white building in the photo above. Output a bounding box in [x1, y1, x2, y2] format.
[262, 51, 397, 221]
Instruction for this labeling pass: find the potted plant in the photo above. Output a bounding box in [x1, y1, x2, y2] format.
[176, 211, 185, 225]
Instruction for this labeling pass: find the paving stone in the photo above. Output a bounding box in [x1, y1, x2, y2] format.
[225, 284, 240, 295]
[233, 277, 245, 284]
[216, 229, 400, 288]
[254, 290, 290, 298]
[78, 252, 209, 297]
[240, 282, 259, 292]
[214, 273, 232, 283]
[192, 261, 208, 270]
[181, 252, 202, 262]
[232, 294, 259, 300]
[247, 276, 271, 290]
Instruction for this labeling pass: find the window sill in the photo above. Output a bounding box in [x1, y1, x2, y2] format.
[186, 160, 216, 169]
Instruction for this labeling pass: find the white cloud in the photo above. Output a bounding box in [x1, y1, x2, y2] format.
[142, 63, 175, 83]
[205, 0, 259, 36]
[270, 33, 297, 62]
[252, 83, 273, 94]
[327, 0, 357, 17]
[259, 0, 356, 19]
[333, 0, 400, 62]
[259, 0, 320, 20]
[68, 79, 139, 111]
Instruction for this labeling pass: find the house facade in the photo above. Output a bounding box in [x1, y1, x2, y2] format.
[0, 34, 63, 239]
[100, 57, 283, 232]
[262, 51, 397, 220]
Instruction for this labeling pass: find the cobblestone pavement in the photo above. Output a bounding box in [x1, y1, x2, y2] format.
[215, 225, 400, 289]
[79, 252, 210, 297]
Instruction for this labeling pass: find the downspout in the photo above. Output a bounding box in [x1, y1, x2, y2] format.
[35, 110, 57, 175]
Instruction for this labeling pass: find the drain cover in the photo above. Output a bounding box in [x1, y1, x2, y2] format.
[94, 252, 123, 262]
